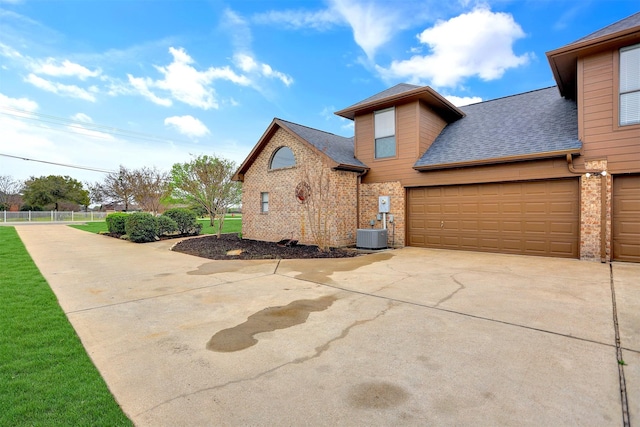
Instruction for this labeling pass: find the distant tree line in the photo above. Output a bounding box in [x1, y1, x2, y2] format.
[2, 155, 241, 233]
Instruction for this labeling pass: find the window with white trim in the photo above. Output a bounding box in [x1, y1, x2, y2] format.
[260, 192, 269, 213]
[374, 107, 396, 158]
[620, 44, 640, 126]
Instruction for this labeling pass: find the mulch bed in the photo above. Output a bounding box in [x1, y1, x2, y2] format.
[171, 233, 361, 260]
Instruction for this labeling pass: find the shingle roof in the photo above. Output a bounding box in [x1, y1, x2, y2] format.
[342, 83, 421, 110]
[572, 11, 640, 44]
[277, 119, 368, 170]
[414, 87, 582, 169]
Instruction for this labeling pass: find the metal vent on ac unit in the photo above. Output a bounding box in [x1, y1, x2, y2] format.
[356, 229, 388, 249]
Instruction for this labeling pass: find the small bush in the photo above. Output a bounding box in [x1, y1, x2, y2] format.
[105, 212, 128, 235]
[157, 215, 178, 236]
[162, 208, 201, 235]
[125, 212, 158, 243]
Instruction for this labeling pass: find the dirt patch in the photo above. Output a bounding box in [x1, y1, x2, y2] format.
[172, 233, 361, 260]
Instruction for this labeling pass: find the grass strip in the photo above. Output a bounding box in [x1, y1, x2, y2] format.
[0, 227, 132, 426]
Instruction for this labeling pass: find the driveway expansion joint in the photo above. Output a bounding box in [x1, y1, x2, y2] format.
[609, 263, 630, 427]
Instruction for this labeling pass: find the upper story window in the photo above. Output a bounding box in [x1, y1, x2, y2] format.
[374, 107, 396, 158]
[260, 192, 269, 213]
[620, 44, 640, 126]
[270, 146, 296, 169]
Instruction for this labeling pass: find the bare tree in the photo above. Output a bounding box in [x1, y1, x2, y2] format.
[170, 155, 241, 237]
[130, 166, 171, 214]
[298, 162, 334, 252]
[90, 166, 136, 211]
[0, 175, 22, 210]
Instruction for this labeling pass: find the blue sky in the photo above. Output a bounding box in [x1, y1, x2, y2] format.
[1, 0, 638, 184]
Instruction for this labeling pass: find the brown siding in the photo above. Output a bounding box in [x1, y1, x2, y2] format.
[577, 49, 640, 174]
[419, 102, 448, 158]
[358, 101, 451, 185]
[403, 158, 575, 188]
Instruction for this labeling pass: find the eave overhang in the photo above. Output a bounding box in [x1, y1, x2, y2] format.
[546, 27, 640, 99]
[334, 86, 465, 123]
[413, 147, 582, 172]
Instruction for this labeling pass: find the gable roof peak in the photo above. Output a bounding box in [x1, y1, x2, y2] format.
[334, 83, 464, 122]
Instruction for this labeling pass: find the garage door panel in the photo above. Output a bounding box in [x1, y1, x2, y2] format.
[613, 174, 640, 262]
[502, 203, 522, 214]
[479, 221, 499, 232]
[524, 202, 546, 214]
[549, 201, 577, 214]
[550, 221, 576, 234]
[525, 222, 547, 233]
[408, 179, 579, 258]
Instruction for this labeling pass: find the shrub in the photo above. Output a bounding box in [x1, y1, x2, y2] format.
[105, 212, 128, 235]
[125, 212, 158, 243]
[162, 208, 201, 235]
[157, 215, 178, 236]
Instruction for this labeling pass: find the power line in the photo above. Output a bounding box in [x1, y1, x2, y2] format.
[0, 153, 117, 174]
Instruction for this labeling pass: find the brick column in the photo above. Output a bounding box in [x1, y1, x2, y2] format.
[579, 160, 611, 261]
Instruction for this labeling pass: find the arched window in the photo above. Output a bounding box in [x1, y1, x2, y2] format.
[270, 146, 296, 169]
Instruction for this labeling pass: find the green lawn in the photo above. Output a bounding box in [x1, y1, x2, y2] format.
[0, 227, 132, 426]
[70, 216, 242, 235]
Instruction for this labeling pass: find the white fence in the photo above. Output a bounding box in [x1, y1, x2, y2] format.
[2, 210, 109, 223]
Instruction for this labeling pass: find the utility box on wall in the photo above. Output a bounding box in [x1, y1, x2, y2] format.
[378, 196, 390, 213]
[356, 229, 388, 249]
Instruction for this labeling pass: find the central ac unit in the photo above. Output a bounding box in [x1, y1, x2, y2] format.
[356, 229, 388, 249]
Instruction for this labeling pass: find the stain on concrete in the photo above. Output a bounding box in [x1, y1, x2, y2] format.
[207, 295, 337, 352]
[188, 260, 276, 275]
[283, 252, 394, 284]
[348, 381, 409, 409]
[155, 273, 172, 277]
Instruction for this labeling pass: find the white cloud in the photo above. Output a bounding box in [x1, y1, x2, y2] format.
[0, 42, 23, 59]
[235, 53, 258, 72]
[233, 53, 293, 86]
[164, 115, 210, 138]
[378, 7, 531, 87]
[25, 73, 97, 101]
[0, 92, 38, 111]
[71, 112, 93, 123]
[252, 9, 340, 31]
[330, 0, 402, 59]
[127, 74, 173, 107]
[128, 47, 252, 110]
[31, 58, 101, 80]
[444, 95, 482, 107]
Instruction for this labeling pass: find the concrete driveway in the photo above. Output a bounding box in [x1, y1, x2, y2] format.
[16, 225, 639, 426]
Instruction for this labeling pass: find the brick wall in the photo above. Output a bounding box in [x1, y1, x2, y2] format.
[358, 181, 405, 247]
[579, 159, 611, 261]
[241, 128, 359, 247]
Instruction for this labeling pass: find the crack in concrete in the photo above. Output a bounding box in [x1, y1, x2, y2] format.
[434, 274, 466, 307]
[135, 300, 397, 417]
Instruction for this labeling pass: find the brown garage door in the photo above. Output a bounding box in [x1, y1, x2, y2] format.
[613, 174, 640, 262]
[408, 179, 579, 258]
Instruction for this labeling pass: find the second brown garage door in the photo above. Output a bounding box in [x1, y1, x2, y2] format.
[408, 179, 579, 258]
[613, 174, 640, 262]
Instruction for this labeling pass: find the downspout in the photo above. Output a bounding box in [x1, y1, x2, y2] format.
[601, 173, 607, 262]
[566, 154, 607, 262]
[356, 169, 368, 230]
